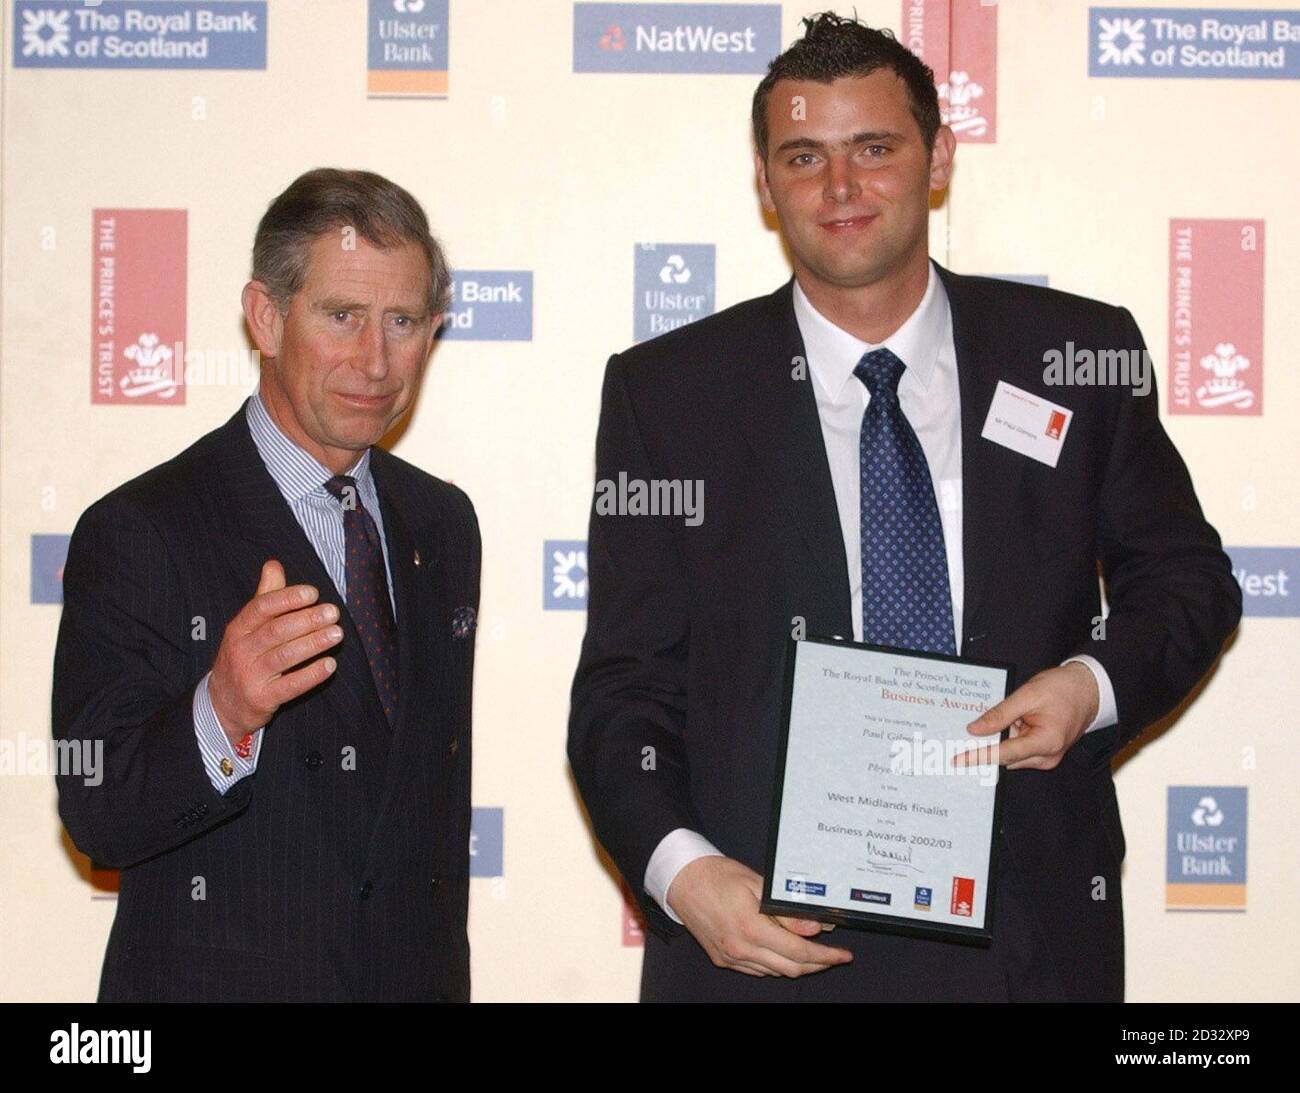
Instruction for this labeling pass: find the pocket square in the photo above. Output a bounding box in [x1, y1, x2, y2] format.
[451, 606, 476, 640]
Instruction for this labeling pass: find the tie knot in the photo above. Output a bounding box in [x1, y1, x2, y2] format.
[853, 347, 906, 397]
[324, 474, 359, 505]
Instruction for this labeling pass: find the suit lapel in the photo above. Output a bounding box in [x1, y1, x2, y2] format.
[735, 280, 853, 632]
[362, 448, 452, 860]
[935, 264, 1029, 646]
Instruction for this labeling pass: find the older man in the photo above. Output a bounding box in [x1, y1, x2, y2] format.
[53, 168, 480, 1002]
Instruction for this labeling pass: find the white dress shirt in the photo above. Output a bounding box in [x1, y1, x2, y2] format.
[644, 262, 1118, 922]
[192, 391, 396, 793]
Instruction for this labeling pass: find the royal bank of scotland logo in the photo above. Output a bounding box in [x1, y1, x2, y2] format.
[13, 2, 267, 70]
[544, 540, 588, 611]
[20, 7, 71, 57]
[1097, 16, 1147, 64]
[470, 807, 503, 877]
[1090, 8, 1300, 78]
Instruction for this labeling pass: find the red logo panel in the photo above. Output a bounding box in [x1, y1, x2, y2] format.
[92, 209, 187, 405]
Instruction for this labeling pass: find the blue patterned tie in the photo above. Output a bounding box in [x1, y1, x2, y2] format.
[854, 348, 955, 655]
[325, 474, 399, 726]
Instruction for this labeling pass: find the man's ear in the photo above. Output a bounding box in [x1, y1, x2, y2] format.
[928, 125, 957, 192]
[425, 312, 444, 356]
[242, 281, 285, 360]
[754, 151, 776, 213]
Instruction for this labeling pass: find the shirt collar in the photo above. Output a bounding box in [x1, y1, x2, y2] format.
[245, 390, 370, 505]
[793, 259, 948, 402]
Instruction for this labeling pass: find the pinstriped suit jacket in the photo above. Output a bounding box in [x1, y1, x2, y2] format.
[53, 401, 480, 1001]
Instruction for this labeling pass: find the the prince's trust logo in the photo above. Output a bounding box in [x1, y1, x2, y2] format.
[1090, 8, 1300, 78]
[1041, 343, 1154, 396]
[937, 71, 986, 138]
[1194, 343, 1252, 410]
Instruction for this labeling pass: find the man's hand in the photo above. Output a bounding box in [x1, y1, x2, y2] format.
[958, 662, 1100, 771]
[208, 560, 343, 746]
[666, 855, 853, 977]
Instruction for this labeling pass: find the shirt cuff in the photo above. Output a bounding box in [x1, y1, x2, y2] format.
[1062, 654, 1118, 733]
[644, 828, 725, 924]
[193, 671, 261, 793]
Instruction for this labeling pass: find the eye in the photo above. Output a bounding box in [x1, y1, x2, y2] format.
[331, 309, 351, 323]
[865, 144, 888, 158]
[790, 153, 817, 167]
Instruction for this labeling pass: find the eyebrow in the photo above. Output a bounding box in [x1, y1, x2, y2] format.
[315, 297, 428, 316]
[775, 130, 906, 154]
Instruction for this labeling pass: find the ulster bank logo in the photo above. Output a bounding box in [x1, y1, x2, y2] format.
[573, 3, 780, 74]
[1166, 786, 1247, 910]
[368, 0, 448, 98]
[634, 244, 715, 343]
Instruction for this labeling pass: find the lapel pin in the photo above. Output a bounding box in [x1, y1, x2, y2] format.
[413, 549, 421, 567]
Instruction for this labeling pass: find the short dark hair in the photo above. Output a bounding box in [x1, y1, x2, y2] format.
[251, 167, 452, 317]
[751, 12, 941, 160]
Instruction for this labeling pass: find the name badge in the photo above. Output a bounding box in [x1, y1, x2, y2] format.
[980, 381, 1073, 468]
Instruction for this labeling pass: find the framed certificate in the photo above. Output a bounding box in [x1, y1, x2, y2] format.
[761, 636, 1015, 946]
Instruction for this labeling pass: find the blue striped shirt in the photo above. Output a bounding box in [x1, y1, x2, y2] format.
[193, 392, 395, 792]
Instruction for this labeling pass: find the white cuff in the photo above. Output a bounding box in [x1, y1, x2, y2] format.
[644, 828, 724, 924]
[193, 672, 261, 793]
[1062, 655, 1118, 733]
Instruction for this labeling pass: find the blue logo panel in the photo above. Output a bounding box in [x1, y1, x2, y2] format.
[543, 539, 588, 611]
[441, 271, 533, 341]
[574, 3, 780, 73]
[1090, 8, 1300, 78]
[14, 2, 267, 69]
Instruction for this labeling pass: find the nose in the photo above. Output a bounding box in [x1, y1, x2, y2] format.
[823, 153, 861, 205]
[357, 314, 390, 380]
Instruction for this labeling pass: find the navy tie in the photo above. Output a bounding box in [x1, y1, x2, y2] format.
[854, 348, 955, 655]
[325, 474, 399, 726]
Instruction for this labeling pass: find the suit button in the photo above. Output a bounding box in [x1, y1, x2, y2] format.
[448, 737, 459, 757]
[359, 879, 373, 900]
[305, 751, 323, 770]
[430, 875, 441, 890]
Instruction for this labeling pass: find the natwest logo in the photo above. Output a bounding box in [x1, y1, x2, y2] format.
[574, 3, 780, 74]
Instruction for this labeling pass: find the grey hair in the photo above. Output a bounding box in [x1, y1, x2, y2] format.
[251, 167, 452, 317]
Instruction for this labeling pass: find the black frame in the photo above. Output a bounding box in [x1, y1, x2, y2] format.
[760, 634, 1016, 947]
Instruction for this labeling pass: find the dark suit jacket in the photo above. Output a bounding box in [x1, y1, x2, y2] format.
[53, 401, 480, 1002]
[568, 263, 1241, 1002]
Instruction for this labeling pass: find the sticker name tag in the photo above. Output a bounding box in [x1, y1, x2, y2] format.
[980, 381, 1073, 468]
